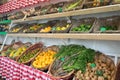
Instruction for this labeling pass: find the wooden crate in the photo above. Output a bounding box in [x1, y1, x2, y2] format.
[52, 20, 72, 33]
[69, 17, 96, 33]
[94, 16, 120, 33]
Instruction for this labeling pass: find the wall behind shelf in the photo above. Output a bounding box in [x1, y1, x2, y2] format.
[0, 35, 5, 43]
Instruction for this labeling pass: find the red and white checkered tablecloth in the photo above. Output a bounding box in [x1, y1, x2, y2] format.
[0, 56, 59, 80]
[0, 0, 73, 14]
[0, 0, 49, 14]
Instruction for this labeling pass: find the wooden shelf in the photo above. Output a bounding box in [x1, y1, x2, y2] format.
[9, 4, 120, 41]
[12, 4, 120, 23]
[8, 33, 120, 41]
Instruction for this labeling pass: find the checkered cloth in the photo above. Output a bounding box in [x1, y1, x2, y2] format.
[0, 0, 49, 13]
[0, 56, 59, 80]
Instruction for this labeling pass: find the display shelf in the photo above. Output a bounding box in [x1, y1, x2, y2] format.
[12, 4, 120, 23]
[8, 33, 120, 41]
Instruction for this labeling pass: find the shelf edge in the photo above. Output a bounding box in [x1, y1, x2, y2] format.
[8, 33, 120, 41]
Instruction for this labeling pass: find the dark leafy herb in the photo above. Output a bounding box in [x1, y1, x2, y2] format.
[54, 44, 96, 73]
[62, 48, 95, 73]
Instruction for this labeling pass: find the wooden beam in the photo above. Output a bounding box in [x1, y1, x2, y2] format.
[8, 33, 120, 41]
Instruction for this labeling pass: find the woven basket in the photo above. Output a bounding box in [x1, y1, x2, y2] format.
[48, 51, 75, 80]
[94, 16, 120, 33]
[1, 41, 23, 52]
[70, 17, 96, 33]
[63, 0, 85, 12]
[74, 52, 116, 80]
[115, 61, 120, 80]
[31, 45, 59, 71]
[16, 42, 43, 64]
[1, 45, 13, 57]
[1, 41, 23, 57]
[24, 42, 32, 47]
[48, 56, 75, 80]
[52, 20, 72, 33]
[12, 43, 32, 60]
[9, 45, 25, 60]
[10, 41, 24, 49]
[83, 0, 112, 8]
[9, 42, 32, 60]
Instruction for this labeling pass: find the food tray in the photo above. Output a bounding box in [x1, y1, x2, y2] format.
[9, 24, 27, 33]
[38, 24, 52, 33]
[16, 42, 43, 64]
[52, 20, 72, 33]
[38, 20, 57, 33]
[21, 24, 42, 33]
[94, 16, 120, 33]
[70, 17, 96, 33]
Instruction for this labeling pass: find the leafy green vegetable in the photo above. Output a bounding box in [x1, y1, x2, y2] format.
[54, 44, 96, 73]
[72, 24, 92, 32]
[62, 49, 96, 72]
